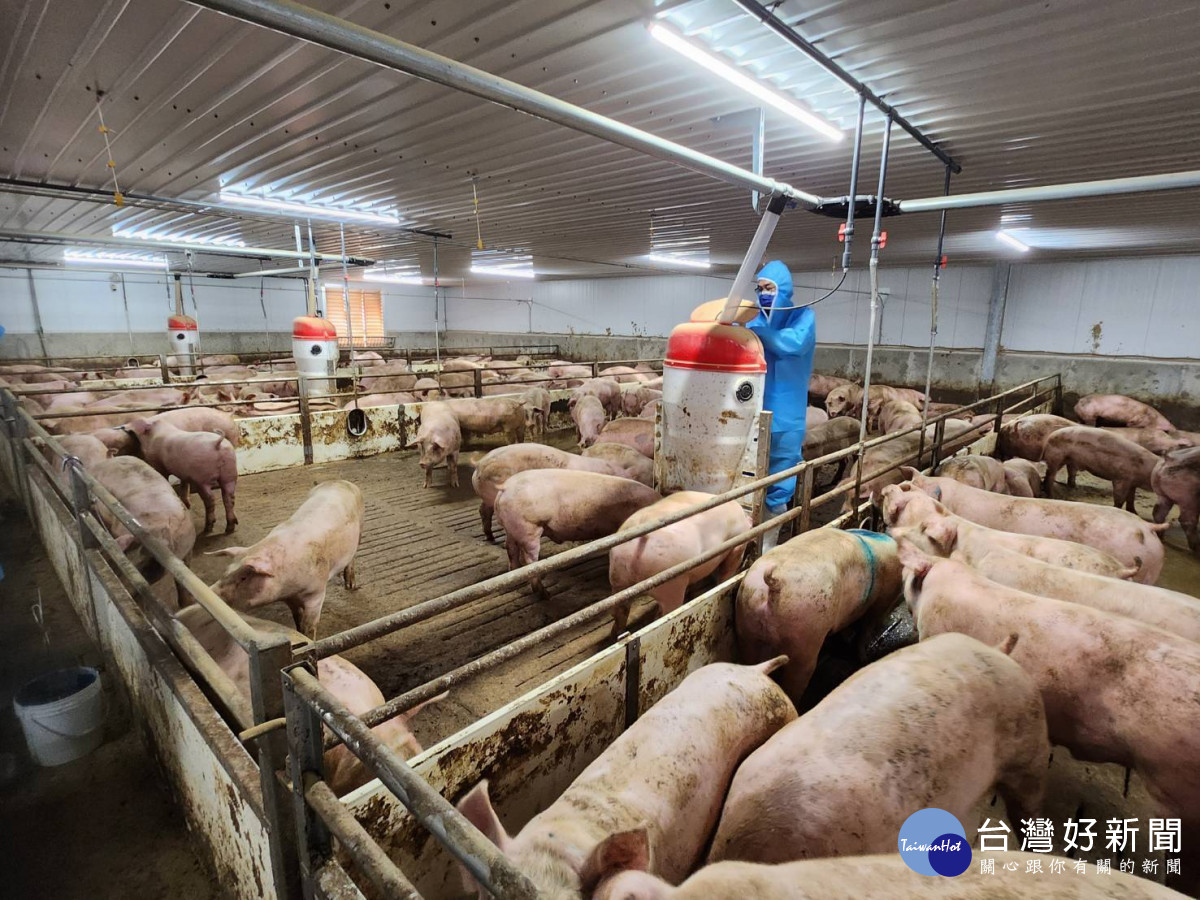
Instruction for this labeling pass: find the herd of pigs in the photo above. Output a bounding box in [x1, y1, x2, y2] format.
[5, 354, 1200, 898]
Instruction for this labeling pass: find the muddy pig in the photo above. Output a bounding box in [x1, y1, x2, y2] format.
[519, 387, 552, 434]
[1152, 445, 1200, 555]
[806, 373, 851, 405]
[996, 413, 1074, 463]
[903, 468, 1165, 584]
[621, 386, 662, 417]
[571, 378, 622, 417]
[151, 406, 241, 447]
[594, 852, 1184, 900]
[708, 633, 1048, 864]
[208, 480, 363, 638]
[1001, 458, 1045, 497]
[804, 406, 829, 429]
[444, 396, 526, 444]
[1042, 425, 1158, 509]
[177, 606, 440, 796]
[882, 480, 1136, 579]
[596, 417, 654, 458]
[493, 470, 660, 596]
[573, 394, 607, 448]
[900, 545, 1200, 823]
[1099, 426, 1193, 456]
[406, 401, 461, 488]
[950, 543, 1200, 643]
[126, 417, 238, 534]
[456, 659, 796, 899]
[736, 528, 900, 700]
[1075, 393, 1174, 431]
[471, 444, 642, 542]
[608, 492, 751, 636]
[582, 442, 654, 486]
[874, 399, 921, 434]
[934, 454, 1008, 493]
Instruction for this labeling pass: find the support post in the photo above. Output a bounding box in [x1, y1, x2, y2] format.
[840, 93, 867, 272]
[250, 635, 303, 900]
[979, 263, 1011, 394]
[282, 663, 331, 900]
[2, 392, 32, 510]
[857, 114, 894, 446]
[297, 376, 314, 466]
[27, 268, 48, 358]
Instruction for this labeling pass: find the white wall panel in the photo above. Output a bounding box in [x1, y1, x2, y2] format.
[1002, 263, 1088, 353]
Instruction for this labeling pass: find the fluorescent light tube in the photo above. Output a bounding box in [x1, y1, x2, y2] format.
[363, 271, 426, 284]
[471, 264, 536, 279]
[219, 191, 400, 226]
[648, 253, 711, 269]
[63, 250, 168, 270]
[112, 226, 246, 247]
[995, 230, 1031, 252]
[648, 23, 842, 142]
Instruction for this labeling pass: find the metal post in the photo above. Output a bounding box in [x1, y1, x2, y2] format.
[339, 223, 354, 362]
[158, 352, 170, 385]
[27, 268, 49, 358]
[840, 93, 867, 272]
[2, 392, 32, 511]
[432, 237, 441, 370]
[297, 376, 314, 466]
[719, 193, 787, 323]
[65, 459, 104, 648]
[282, 663, 331, 900]
[473, 368, 482, 398]
[979, 263, 1011, 394]
[857, 114, 894, 447]
[249, 635, 303, 900]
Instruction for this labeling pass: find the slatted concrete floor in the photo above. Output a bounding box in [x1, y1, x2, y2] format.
[190, 435, 654, 747]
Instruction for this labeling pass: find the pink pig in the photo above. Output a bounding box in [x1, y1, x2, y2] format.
[126, 417, 238, 534]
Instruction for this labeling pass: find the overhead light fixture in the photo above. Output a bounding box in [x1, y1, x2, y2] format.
[647, 253, 711, 269]
[63, 249, 168, 270]
[112, 225, 247, 248]
[218, 190, 401, 226]
[995, 230, 1031, 253]
[648, 22, 842, 142]
[471, 264, 536, 280]
[363, 270, 426, 285]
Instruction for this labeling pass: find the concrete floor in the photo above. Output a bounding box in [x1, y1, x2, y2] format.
[0, 491, 221, 900]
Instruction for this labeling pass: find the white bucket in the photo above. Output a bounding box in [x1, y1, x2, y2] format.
[14, 667, 105, 767]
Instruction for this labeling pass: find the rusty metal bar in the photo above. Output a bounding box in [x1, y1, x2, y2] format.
[309, 373, 1061, 659]
[304, 777, 424, 900]
[287, 667, 540, 900]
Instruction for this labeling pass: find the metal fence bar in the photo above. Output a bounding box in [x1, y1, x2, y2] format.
[286, 667, 540, 900]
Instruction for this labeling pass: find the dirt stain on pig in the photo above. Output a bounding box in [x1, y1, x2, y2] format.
[1090, 321, 1103, 353]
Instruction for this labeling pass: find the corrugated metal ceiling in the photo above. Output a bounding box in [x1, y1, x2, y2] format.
[1, 0, 1197, 279]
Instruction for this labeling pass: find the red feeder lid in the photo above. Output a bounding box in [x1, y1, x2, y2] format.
[292, 316, 338, 340]
[665, 322, 766, 374]
[168, 315, 198, 331]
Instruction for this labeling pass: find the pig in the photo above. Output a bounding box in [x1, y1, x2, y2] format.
[801, 418, 859, 476]
[493, 470, 661, 596]
[547, 363, 594, 381]
[598, 365, 644, 384]
[874, 399, 921, 434]
[176, 606, 438, 796]
[1099, 426, 1193, 456]
[947, 543, 1200, 643]
[1075, 393, 1174, 431]
[444, 397, 526, 444]
[804, 406, 829, 429]
[572, 395, 608, 448]
[806, 373, 851, 405]
[208, 480, 364, 638]
[91, 426, 138, 456]
[880, 481, 1136, 579]
[824, 383, 863, 418]
[199, 354, 242, 366]
[1042, 425, 1159, 509]
[571, 378, 622, 417]
[826, 384, 925, 420]
[934, 454, 1008, 493]
[126, 417, 238, 535]
[709, 633, 1048, 864]
[1001, 458, 1045, 497]
[736, 528, 900, 700]
[596, 417, 654, 458]
[406, 401, 462, 488]
[151, 407, 241, 447]
[55, 433, 110, 469]
[582, 442, 654, 487]
[90, 456, 196, 568]
[833, 431, 920, 509]
[900, 545, 1200, 822]
[101, 387, 186, 408]
[197, 365, 257, 382]
[996, 413, 1074, 463]
[1152, 445, 1200, 555]
[456, 659, 797, 899]
[621, 386, 662, 418]
[608, 492, 751, 636]
[345, 391, 416, 409]
[471, 444, 644, 542]
[638, 400, 659, 419]
[43, 404, 147, 434]
[411, 377, 443, 400]
[593, 852, 1183, 900]
[902, 468, 1165, 584]
[518, 387, 552, 434]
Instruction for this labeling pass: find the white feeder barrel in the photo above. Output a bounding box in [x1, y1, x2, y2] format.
[661, 321, 766, 494]
[168, 314, 198, 376]
[292, 316, 339, 395]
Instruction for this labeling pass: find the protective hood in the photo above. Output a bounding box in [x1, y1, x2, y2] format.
[756, 260, 795, 326]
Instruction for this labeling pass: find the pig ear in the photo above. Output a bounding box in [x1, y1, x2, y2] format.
[116, 533, 137, 552]
[456, 781, 511, 852]
[922, 518, 958, 554]
[896, 538, 934, 577]
[899, 466, 919, 481]
[204, 546, 249, 558]
[404, 439, 418, 450]
[240, 554, 274, 577]
[579, 828, 652, 892]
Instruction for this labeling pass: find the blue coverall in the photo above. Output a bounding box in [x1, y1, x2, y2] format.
[745, 260, 816, 515]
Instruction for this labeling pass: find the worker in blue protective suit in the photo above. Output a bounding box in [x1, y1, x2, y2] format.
[744, 260, 816, 548]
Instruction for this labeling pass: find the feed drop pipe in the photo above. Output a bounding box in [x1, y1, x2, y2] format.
[719, 193, 788, 323]
[840, 93, 867, 272]
[188, 0, 819, 207]
[921, 166, 952, 432]
[898, 169, 1200, 212]
[858, 115, 893, 448]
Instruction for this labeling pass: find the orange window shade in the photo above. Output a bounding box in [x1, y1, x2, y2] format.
[325, 289, 384, 343]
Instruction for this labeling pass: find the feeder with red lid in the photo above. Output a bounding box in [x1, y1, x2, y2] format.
[167, 315, 200, 374]
[292, 315, 339, 388]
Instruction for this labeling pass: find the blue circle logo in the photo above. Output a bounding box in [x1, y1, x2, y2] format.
[898, 808, 972, 877]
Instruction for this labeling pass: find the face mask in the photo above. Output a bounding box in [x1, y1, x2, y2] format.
[757, 290, 777, 309]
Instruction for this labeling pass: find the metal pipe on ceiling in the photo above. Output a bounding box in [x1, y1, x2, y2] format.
[187, 0, 822, 208]
[899, 169, 1200, 212]
[729, 0, 961, 174]
[0, 228, 375, 264]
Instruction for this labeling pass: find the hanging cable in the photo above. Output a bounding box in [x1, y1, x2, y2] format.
[340, 222, 359, 412]
[921, 165, 953, 429]
[93, 89, 125, 207]
[471, 177, 484, 251]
